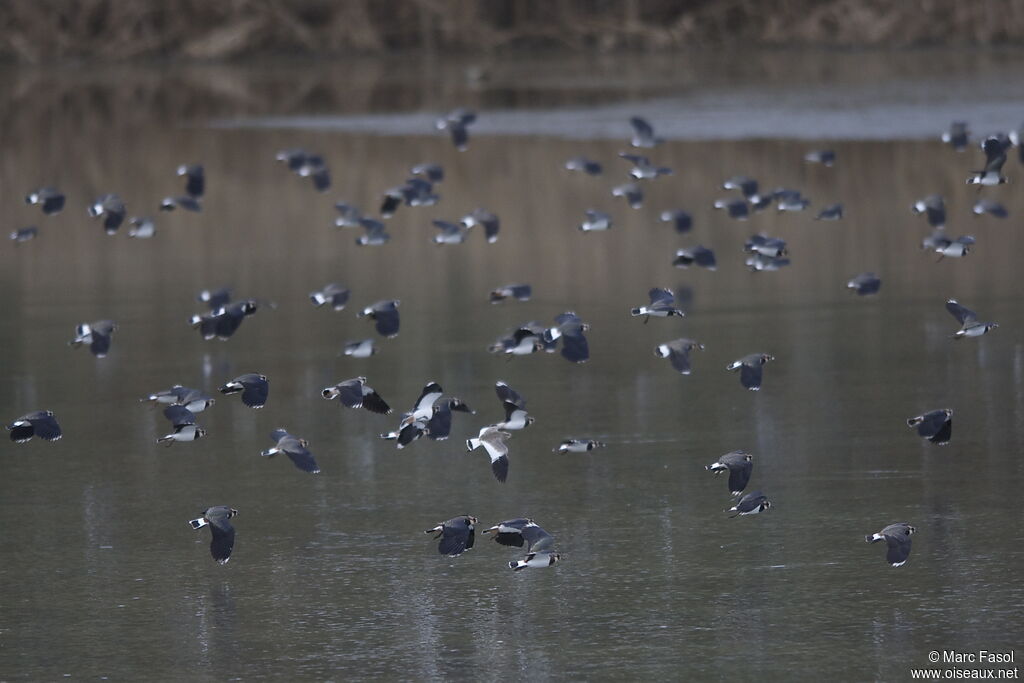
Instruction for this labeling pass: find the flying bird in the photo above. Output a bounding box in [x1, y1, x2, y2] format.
[357, 300, 400, 338]
[467, 426, 512, 482]
[25, 187, 65, 215]
[261, 429, 320, 473]
[967, 136, 1008, 186]
[87, 194, 126, 234]
[907, 408, 952, 445]
[945, 299, 998, 338]
[728, 491, 772, 517]
[727, 353, 775, 391]
[631, 287, 684, 322]
[705, 451, 753, 496]
[188, 506, 238, 565]
[310, 283, 350, 310]
[322, 377, 392, 414]
[673, 245, 716, 270]
[6, 410, 62, 443]
[424, 515, 477, 556]
[629, 116, 662, 148]
[553, 439, 606, 453]
[436, 108, 476, 150]
[219, 373, 269, 409]
[483, 518, 554, 552]
[69, 320, 116, 358]
[847, 273, 881, 296]
[489, 283, 532, 304]
[865, 523, 915, 567]
[157, 405, 206, 446]
[654, 338, 704, 375]
[544, 312, 590, 363]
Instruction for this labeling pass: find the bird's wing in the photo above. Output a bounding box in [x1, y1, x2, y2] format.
[945, 300, 976, 325]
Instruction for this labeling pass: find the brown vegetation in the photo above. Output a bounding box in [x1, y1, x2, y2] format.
[1, 0, 1023, 64]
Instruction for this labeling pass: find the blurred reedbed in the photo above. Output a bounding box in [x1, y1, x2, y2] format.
[2, 0, 1024, 64]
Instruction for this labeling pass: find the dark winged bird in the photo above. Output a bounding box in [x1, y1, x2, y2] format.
[380, 177, 438, 218]
[127, 216, 156, 239]
[190, 300, 259, 341]
[746, 253, 791, 272]
[723, 175, 769, 208]
[6, 411, 62, 443]
[612, 182, 644, 209]
[510, 551, 562, 571]
[488, 324, 550, 357]
[219, 373, 269, 409]
[355, 218, 390, 246]
[25, 187, 65, 215]
[69, 320, 116, 358]
[774, 188, 810, 212]
[489, 283, 532, 304]
[432, 219, 469, 245]
[745, 234, 787, 258]
[309, 283, 350, 310]
[87, 194, 126, 234]
[261, 429, 320, 473]
[579, 209, 612, 232]
[565, 156, 602, 175]
[491, 381, 533, 430]
[713, 197, 749, 220]
[357, 300, 400, 338]
[322, 377, 391, 414]
[673, 245, 716, 270]
[654, 338, 704, 375]
[804, 149, 836, 166]
[967, 136, 1008, 186]
[660, 209, 693, 233]
[942, 121, 969, 150]
[554, 439, 606, 453]
[160, 195, 201, 212]
[177, 164, 204, 198]
[380, 381, 444, 448]
[461, 208, 500, 243]
[865, 523, 915, 567]
[333, 201, 364, 228]
[932, 234, 975, 259]
[436, 108, 476, 151]
[424, 515, 477, 556]
[619, 152, 672, 179]
[157, 405, 206, 446]
[343, 338, 377, 358]
[907, 408, 952, 445]
[973, 198, 1008, 218]
[142, 385, 215, 413]
[188, 506, 238, 565]
[815, 203, 843, 221]
[483, 518, 553, 552]
[410, 162, 444, 183]
[631, 287, 684, 322]
[276, 149, 330, 191]
[945, 299, 998, 339]
[10, 226, 38, 243]
[629, 116, 661, 148]
[424, 398, 475, 440]
[727, 353, 775, 391]
[728, 490, 771, 517]
[912, 195, 946, 228]
[705, 451, 753, 496]
[467, 426, 512, 483]
[544, 312, 590, 363]
[847, 272, 881, 296]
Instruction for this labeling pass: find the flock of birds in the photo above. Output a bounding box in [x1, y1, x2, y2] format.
[6, 111, 1016, 571]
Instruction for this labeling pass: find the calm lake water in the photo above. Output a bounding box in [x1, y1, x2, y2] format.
[1, 51, 1023, 681]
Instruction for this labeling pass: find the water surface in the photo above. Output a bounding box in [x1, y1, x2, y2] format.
[1, 54, 1023, 681]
